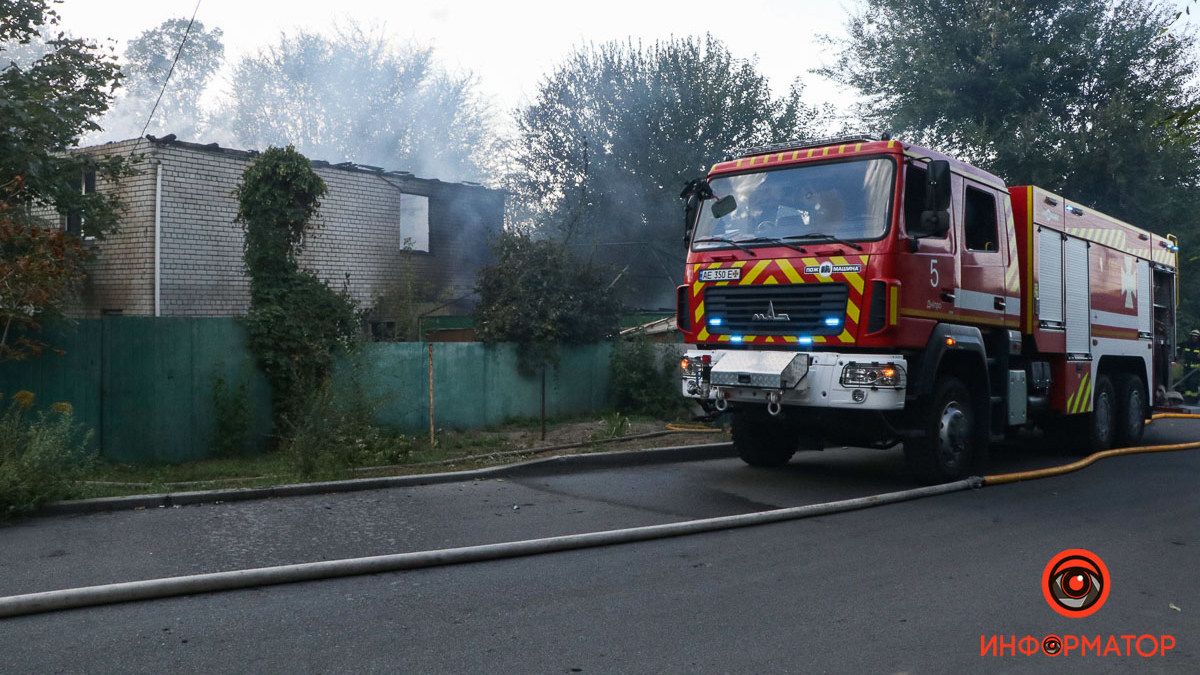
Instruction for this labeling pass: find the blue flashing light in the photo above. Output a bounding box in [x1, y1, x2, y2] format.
[730, 335, 744, 343]
[823, 316, 842, 327]
[797, 336, 814, 346]
[708, 317, 723, 327]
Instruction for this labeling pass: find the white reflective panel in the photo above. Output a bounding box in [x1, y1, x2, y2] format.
[1137, 259, 1151, 334]
[1064, 236, 1091, 355]
[1037, 227, 1064, 324]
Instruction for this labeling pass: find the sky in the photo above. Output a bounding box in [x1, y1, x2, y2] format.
[54, 0, 859, 122]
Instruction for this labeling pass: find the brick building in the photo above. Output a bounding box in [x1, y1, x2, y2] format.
[62, 136, 504, 326]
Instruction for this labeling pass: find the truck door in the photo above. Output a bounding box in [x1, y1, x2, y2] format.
[899, 161, 957, 322]
[955, 181, 1007, 327]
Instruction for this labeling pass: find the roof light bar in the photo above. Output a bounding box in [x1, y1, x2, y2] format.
[732, 134, 885, 159]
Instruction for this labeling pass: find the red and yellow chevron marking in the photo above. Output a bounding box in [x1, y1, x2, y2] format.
[687, 256, 869, 346]
[1065, 372, 1093, 414]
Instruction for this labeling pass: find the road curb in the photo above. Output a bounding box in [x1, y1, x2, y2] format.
[37, 441, 734, 517]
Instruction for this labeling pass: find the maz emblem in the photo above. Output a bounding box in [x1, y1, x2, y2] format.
[752, 301, 791, 322]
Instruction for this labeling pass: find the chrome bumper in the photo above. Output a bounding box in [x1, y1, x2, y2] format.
[681, 349, 907, 411]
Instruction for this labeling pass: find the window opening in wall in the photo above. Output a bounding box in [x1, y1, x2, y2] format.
[64, 168, 96, 236]
[399, 193, 430, 252]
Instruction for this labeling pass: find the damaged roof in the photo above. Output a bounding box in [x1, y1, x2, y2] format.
[87, 134, 492, 190]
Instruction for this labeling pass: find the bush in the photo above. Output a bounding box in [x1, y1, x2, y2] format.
[475, 232, 622, 374]
[282, 377, 388, 478]
[610, 337, 685, 418]
[0, 391, 94, 519]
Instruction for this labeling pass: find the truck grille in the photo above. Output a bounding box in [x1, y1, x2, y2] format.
[704, 284, 849, 336]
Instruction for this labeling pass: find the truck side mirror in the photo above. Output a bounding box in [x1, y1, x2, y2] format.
[913, 159, 951, 239]
[926, 159, 951, 211]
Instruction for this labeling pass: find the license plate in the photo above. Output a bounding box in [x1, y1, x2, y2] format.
[699, 268, 741, 282]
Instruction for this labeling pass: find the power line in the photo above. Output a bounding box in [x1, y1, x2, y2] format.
[136, 0, 203, 142]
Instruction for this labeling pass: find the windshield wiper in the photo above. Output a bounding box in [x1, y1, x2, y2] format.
[692, 237, 757, 256]
[733, 236, 810, 254]
[782, 232, 864, 251]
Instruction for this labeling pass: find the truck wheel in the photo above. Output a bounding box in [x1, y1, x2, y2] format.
[1113, 372, 1146, 447]
[1086, 374, 1116, 451]
[732, 408, 797, 467]
[905, 376, 977, 484]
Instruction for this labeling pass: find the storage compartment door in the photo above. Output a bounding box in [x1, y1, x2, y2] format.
[1037, 227, 1064, 326]
[1064, 236, 1091, 355]
[1137, 259, 1152, 335]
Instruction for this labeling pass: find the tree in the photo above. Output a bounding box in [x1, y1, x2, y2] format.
[1, 0, 129, 359]
[91, 17, 224, 142]
[474, 232, 621, 374]
[1, 0, 127, 234]
[509, 35, 825, 310]
[236, 146, 359, 432]
[0, 219, 87, 360]
[222, 24, 493, 183]
[823, 0, 1200, 325]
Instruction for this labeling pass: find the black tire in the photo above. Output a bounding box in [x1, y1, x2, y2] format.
[732, 408, 797, 467]
[904, 376, 978, 484]
[1113, 372, 1146, 448]
[1086, 374, 1116, 451]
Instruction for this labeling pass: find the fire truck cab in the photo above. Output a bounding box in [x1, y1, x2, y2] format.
[677, 135, 1180, 482]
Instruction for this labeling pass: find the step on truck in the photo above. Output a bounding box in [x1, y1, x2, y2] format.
[676, 134, 1181, 482]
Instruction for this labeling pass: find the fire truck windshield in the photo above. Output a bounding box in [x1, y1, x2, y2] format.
[692, 157, 895, 250]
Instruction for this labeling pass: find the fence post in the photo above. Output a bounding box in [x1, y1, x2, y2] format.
[427, 342, 436, 448]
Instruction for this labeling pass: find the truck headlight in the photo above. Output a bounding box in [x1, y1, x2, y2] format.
[840, 363, 906, 388]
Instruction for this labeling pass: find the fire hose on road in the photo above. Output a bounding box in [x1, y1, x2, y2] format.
[2, 415, 1198, 620]
[982, 413, 1200, 485]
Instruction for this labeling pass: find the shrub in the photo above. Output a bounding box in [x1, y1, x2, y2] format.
[610, 337, 684, 418]
[282, 377, 386, 478]
[475, 232, 622, 374]
[0, 391, 94, 519]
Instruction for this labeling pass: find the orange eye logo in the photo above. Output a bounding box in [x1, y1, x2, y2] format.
[1042, 549, 1110, 618]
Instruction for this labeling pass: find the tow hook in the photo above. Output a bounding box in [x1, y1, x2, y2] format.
[714, 388, 728, 412]
[767, 391, 783, 417]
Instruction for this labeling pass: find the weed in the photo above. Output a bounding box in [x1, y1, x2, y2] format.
[0, 392, 95, 519]
[610, 336, 686, 418]
[592, 411, 631, 441]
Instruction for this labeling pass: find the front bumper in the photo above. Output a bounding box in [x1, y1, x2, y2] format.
[681, 349, 908, 411]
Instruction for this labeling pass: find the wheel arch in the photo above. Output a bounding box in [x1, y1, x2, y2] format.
[1096, 355, 1149, 402]
[909, 323, 990, 400]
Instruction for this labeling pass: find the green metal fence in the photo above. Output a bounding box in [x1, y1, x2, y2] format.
[0, 318, 624, 464]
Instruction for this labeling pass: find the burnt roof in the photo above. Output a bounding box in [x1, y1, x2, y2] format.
[93, 134, 493, 191]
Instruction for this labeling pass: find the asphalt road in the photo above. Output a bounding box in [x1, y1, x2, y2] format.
[2, 421, 1199, 672]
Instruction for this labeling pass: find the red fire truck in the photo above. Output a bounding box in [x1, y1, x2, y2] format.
[677, 134, 1181, 482]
